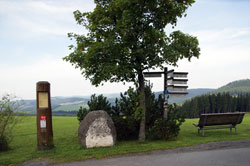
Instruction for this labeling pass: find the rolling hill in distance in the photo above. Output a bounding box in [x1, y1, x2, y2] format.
[215, 79, 250, 94]
[19, 79, 250, 114]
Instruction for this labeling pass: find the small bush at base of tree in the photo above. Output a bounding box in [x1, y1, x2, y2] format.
[113, 116, 139, 140]
[148, 104, 185, 140]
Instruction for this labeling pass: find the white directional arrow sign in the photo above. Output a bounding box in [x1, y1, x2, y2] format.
[167, 78, 188, 85]
[143, 72, 163, 78]
[167, 85, 188, 91]
[168, 70, 188, 78]
[164, 90, 188, 98]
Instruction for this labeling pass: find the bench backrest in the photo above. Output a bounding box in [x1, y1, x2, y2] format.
[198, 112, 245, 127]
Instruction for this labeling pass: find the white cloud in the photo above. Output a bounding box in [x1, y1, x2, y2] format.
[0, 57, 133, 99]
[185, 28, 250, 69]
[147, 28, 250, 91]
[7, 15, 79, 37]
[28, 1, 76, 13]
[175, 28, 250, 89]
[0, 0, 93, 38]
[193, 28, 250, 46]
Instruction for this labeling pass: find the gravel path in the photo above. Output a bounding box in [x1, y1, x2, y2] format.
[19, 140, 250, 166]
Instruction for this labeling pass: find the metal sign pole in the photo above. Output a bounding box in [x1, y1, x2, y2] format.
[36, 81, 54, 150]
[163, 67, 168, 119]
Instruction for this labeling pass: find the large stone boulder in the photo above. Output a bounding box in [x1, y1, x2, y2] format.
[78, 110, 116, 148]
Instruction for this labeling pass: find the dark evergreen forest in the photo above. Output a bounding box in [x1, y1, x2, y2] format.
[180, 93, 250, 118]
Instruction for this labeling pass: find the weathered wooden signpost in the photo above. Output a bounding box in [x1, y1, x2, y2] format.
[36, 81, 54, 150]
[144, 67, 188, 119]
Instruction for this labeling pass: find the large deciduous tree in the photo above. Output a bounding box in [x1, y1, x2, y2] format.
[64, 0, 200, 142]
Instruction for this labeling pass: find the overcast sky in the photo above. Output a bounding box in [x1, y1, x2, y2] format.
[1, 0, 250, 99]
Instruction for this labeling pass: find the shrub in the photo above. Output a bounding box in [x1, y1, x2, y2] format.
[0, 94, 21, 152]
[77, 106, 88, 123]
[76, 85, 185, 141]
[77, 94, 112, 123]
[148, 104, 185, 140]
[88, 94, 112, 113]
[112, 116, 139, 140]
[111, 87, 140, 140]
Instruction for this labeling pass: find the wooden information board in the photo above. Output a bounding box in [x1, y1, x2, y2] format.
[38, 92, 49, 108]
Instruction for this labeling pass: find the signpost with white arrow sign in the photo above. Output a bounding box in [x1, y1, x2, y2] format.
[144, 67, 188, 119]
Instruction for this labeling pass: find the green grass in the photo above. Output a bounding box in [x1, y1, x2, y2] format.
[1, 114, 250, 165]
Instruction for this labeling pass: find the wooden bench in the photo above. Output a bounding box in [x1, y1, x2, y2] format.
[193, 112, 245, 136]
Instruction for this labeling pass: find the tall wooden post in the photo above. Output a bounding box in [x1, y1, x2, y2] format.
[163, 67, 168, 119]
[36, 81, 54, 150]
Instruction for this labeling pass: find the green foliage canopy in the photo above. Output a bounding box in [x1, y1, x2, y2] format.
[64, 0, 200, 85]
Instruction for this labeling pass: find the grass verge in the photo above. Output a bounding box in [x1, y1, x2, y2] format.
[0, 114, 250, 165]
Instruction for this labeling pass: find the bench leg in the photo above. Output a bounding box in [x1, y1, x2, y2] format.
[230, 127, 232, 133]
[198, 128, 200, 134]
[202, 128, 204, 137]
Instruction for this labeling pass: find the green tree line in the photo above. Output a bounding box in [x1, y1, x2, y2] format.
[180, 93, 250, 118]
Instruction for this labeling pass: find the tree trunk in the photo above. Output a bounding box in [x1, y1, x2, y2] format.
[138, 72, 146, 142]
[163, 105, 168, 119]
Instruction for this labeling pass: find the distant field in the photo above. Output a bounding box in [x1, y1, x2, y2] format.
[1, 114, 250, 165]
[53, 103, 89, 112]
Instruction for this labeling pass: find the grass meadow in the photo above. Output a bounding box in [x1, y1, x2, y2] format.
[1, 114, 250, 165]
